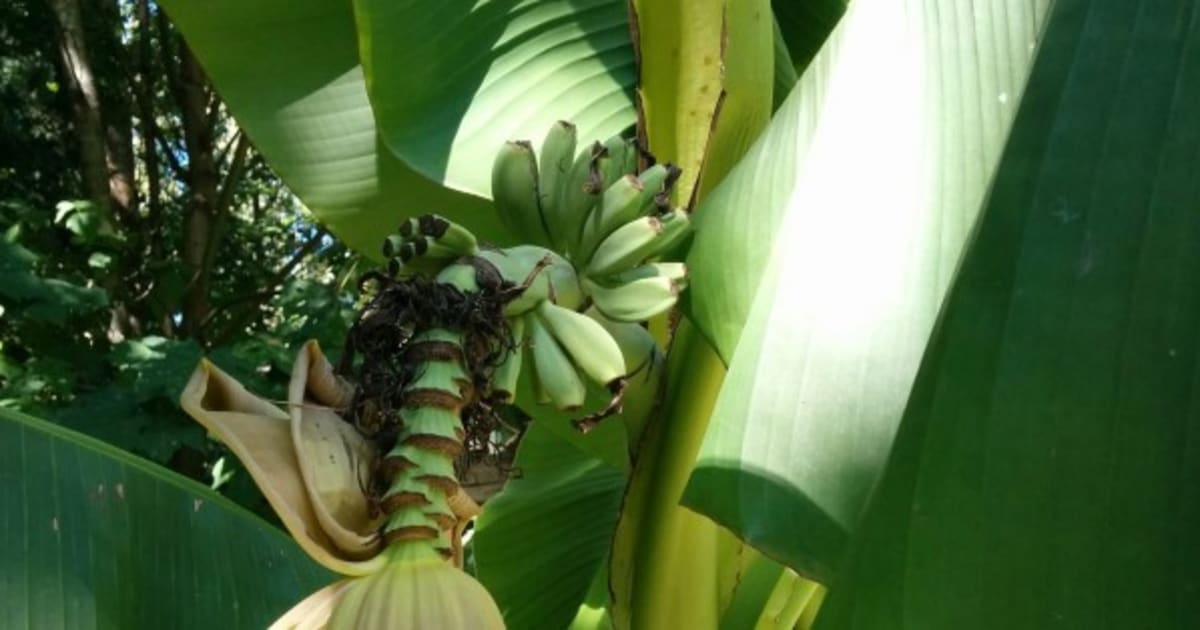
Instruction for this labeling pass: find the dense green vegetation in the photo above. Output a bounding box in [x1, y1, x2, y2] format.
[0, 0, 355, 516]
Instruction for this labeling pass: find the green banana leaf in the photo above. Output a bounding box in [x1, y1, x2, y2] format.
[683, 0, 1053, 581]
[157, 0, 509, 257]
[353, 0, 636, 197]
[0, 407, 331, 629]
[474, 423, 625, 630]
[816, 1, 1200, 627]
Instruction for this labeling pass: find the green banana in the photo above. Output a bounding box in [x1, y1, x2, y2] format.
[538, 121, 579, 252]
[558, 143, 603, 258]
[583, 274, 685, 323]
[398, 215, 479, 256]
[433, 262, 481, 292]
[527, 312, 587, 410]
[385, 215, 480, 278]
[632, 163, 675, 212]
[535, 300, 626, 386]
[416, 237, 463, 260]
[576, 175, 645, 261]
[585, 208, 691, 277]
[576, 163, 681, 262]
[427, 217, 479, 256]
[474, 246, 583, 315]
[383, 234, 455, 261]
[586, 307, 664, 445]
[382, 234, 407, 259]
[607, 261, 688, 285]
[490, 315, 526, 403]
[592, 136, 637, 194]
[492, 141, 551, 247]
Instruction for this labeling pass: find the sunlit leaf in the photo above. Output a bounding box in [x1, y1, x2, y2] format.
[684, 0, 1052, 580]
[818, 1, 1200, 627]
[353, 0, 637, 196]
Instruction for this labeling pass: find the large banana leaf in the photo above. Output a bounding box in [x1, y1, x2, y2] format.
[474, 423, 625, 630]
[354, 0, 636, 197]
[0, 407, 331, 629]
[683, 0, 1053, 581]
[817, 1, 1200, 627]
[158, 0, 509, 256]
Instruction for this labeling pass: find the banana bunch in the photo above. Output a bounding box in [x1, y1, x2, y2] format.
[491, 122, 691, 325]
[380, 122, 692, 426]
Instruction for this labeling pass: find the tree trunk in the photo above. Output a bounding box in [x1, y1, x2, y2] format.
[175, 42, 224, 342]
[45, 0, 111, 216]
[134, 0, 162, 255]
[47, 0, 142, 341]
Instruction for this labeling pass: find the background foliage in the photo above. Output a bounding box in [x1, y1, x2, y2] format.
[0, 0, 358, 518]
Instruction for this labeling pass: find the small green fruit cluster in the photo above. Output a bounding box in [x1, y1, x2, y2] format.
[492, 122, 691, 325]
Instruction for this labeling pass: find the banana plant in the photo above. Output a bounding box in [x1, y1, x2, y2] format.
[12, 0, 1200, 628]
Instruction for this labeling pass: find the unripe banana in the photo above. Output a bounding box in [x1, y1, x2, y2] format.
[586, 307, 663, 444]
[643, 163, 682, 212]
[382, 234, 407, 259]
[558, 144, 603, 257]
[398, 214, 477, 254]
[434, 262, 481, 292]
[538, 121, 579, 252]
[535, 300, 625, 386]
[386, 234, 463, 263]
[575, 163, 680, 262]
[583, 275, 685, 322]
[492, 141, 551, 247]
[585, 208, 691, 277]
[576, 174, 644, 261]
[474, 246, 583, 315]
[527, 312, 587, 409]
[490, 315, 526, 403]
[592, 135, 637, 194]
[418, 214, 479, 255]
[415, 237, 463, 260]
[529, 355, 551, 405]
[607, 261, 689, 285]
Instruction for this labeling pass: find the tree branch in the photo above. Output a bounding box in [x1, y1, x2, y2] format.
[214, 133, 250, 216]
[157, 136, 187, 180]
[207, 228, 330, 343]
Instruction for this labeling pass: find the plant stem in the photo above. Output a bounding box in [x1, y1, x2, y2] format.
[611, 320, 741, 629]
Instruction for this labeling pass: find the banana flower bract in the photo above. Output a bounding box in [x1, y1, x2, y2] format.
[180, 341, 504, 629]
